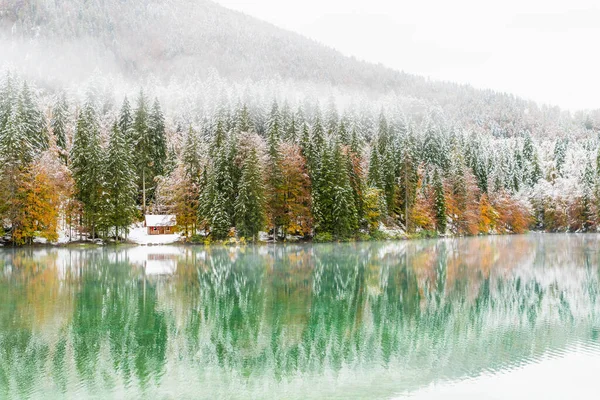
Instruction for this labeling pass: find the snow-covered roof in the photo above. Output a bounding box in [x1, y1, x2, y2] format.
[145, 215, 176, 227]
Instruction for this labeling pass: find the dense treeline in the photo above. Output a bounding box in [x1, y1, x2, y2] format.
[1, 74, 599, 244]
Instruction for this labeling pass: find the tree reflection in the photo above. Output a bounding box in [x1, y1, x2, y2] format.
[1, 235, 600, 397]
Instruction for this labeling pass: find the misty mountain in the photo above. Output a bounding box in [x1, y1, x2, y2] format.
[0, 0, 597, 136]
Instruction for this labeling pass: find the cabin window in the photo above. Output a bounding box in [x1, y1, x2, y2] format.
[165, 227, 171, 233]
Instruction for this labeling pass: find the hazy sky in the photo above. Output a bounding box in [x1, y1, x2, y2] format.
[213, 0, 600, 110]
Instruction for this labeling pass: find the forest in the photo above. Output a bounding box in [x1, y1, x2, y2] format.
[0, 72, 598, 245]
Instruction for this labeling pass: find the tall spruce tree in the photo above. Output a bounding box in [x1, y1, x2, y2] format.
[199, 118, 234, 240]
[118, 96, 134, 145]
[70, 97, 103, 238]
[313, 139, 357, 238]
[433, 169, 447, 234]
[133, 90, 151, 214]
[235, 147, 266, 240]
[266, 101, 285, 239]
[51, 92, 69, 164]
[105, 122, 137, 240]
[148, 97, 167, 177]
[18, 81, 48, 154]
[397, 128, 419, 232]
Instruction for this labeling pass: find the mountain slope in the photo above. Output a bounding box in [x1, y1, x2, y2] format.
[0, 0, 596, 135]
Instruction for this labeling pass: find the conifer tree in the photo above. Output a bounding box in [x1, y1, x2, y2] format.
[368, 143, 383, 189]
[18, 81, 48, 153]
[266, 101, 285, 238]
[119, 96, 134, 144]
[182, 126, 202, 184]
[235, 104, 253, 134]
[70, 97, 103, 238]
[199, 119, 234, 240]
[554, 138, 568, 177]
[331, 141, 358, 237]
[235, 147, 266, 240]
[51, 92, 69, 164]
[313, 140, 357, 238]
[210, 191, 231, 240]
[133, 90, 152, 214]
[105, 122, 138, 240]
[149, 97, 167, 177]
[397, 132, 420, 231]
[433, 169, 447, 234]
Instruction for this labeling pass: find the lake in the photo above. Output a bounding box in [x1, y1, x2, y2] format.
[1, 234, 600, 399]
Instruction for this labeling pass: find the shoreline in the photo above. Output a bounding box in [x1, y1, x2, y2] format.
[0, 230, 587, 249]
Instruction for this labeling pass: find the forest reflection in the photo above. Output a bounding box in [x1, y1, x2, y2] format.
[2, 234, 600, 399]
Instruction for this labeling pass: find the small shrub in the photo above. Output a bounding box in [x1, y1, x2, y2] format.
[313, 232, 333, 243]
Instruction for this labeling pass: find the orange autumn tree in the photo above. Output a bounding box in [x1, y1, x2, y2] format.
[491, 192, 531, 234]
[478, 193, 497, 234]
[410, 168, 435, 232]
[279, 143, 312, 238]
[12, 162, 60, 245]
[446, 167, 481, 236]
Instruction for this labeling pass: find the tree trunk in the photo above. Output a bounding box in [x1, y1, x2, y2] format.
[142, 168, 147, 215]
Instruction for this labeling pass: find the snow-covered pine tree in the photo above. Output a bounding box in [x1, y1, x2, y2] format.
[235, 146, 266, 241]
[266, 100, 285, 239]
[105, 121, 138, 240]
[118, 96, 134, 145]
[148, 97, 167, 177]
[368, 142, 383, 190]
[51, 92, 70, 164]
[18, 81, 48, 154]
[433, 169, 447, 234]
[182, 126, 202, 184]
[210, 191, 231, 241]
[331, 140, 358, 238]
[397, 126, 419, 232]
[133, 90, 151, 214]
[70, 96, 103, 238]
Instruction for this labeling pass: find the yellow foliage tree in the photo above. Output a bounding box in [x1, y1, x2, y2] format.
[478, 194, 497, 234]
[12, 165, 60, 245]
[363, 187, 384, 233]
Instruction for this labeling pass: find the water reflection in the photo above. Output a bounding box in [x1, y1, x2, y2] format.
[1, 234, 600, 399]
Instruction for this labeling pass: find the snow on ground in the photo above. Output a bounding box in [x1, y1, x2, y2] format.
[128, 226, 182, 245]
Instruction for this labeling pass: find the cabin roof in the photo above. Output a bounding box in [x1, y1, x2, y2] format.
[145, 215, 176, 227]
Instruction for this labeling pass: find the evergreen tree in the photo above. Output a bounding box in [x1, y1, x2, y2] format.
[70, 97, 103, 238]
[433, 169, 447, 234]
[105, 122, 137, 240]
[368, 143, 383, 189]
[266, 101, 285, 238]
[313, 140, 357, 238]
[148, 97, 167, 177]
[331, 141, 358, 237]
[118, 96, 134, 144]
[199, 119, 234, 240]
[396, 129, 419, 232]
[51, 92, 69, 164]
[554, 138, 568, 177]
[18, 81, 48, 153]
[182, 126, 202, 184]
[210, 191, 231, 240]
[235, 103, 253, 133]
[235, 147, 266, 240]
[133, 90, 151, 213]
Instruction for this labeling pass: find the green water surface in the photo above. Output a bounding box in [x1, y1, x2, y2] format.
[1, 234, 600, 399]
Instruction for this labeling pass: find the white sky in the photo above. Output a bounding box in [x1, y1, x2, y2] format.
[213, 0, 600, 111]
